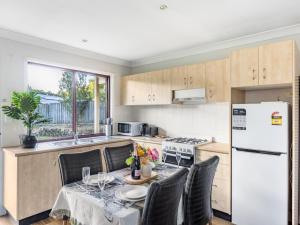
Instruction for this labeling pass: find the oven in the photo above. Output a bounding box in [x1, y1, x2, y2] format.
[164, 150, 195, 168]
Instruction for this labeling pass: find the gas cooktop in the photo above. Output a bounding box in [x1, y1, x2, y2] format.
[165, 137, 209, 145]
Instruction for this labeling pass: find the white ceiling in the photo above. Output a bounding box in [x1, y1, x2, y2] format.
[0, 0, 300, 63]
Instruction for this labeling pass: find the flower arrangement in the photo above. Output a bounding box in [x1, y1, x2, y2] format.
[126, 144, 159, 166]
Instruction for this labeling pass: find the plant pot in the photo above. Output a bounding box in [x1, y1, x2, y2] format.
[22, 135, 37, 148]
[141, 163, 152, 177]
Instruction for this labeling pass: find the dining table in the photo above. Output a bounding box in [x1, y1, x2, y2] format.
[50, 165, 183, 225]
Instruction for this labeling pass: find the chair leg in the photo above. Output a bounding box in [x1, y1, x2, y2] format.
[208, 220, 213, 225]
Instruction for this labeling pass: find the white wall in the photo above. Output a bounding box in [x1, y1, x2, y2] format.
[131, 103, 231, 143]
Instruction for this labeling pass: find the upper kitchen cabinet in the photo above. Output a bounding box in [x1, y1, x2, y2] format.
[121, 70, 171, 105]
[259, 40, 294, 86]
[171, 66, 187, 90]
[205, 59, 230, 103]
[230, 40, 296, 88]
[171, 63, 205, 90]
[231, 47, 259, 87]
[186, 63, 206, 89]
[121, 73, 147, 105]
[149, 69, 172, 105]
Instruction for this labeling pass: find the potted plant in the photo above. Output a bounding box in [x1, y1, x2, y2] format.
[126, 144, 159, 177]
[2, 91, 49, 148]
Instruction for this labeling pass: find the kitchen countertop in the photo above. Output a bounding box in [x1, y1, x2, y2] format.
[196, 142, 231, 154]
[113, 135, 166, 144]
[3, 135, 230, 157]
[3, 137, 132, 157]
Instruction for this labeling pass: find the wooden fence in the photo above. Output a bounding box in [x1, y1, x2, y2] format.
[37, 101, 106, 124]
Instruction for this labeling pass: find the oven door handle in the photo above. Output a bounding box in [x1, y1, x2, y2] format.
[166, 153, 192, 160]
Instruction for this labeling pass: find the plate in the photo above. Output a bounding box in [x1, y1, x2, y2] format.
[87, 174, 115, 186]
[115, 185, 148, 202]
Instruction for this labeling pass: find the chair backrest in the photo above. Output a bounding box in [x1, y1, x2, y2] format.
[184, 156, 219, 225]
[141, 168, 189, 225]
[58, 149, 102, 185]
[104, 143, 133, 172]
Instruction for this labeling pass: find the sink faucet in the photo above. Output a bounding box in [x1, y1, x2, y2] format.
[73, 132, 79, 144]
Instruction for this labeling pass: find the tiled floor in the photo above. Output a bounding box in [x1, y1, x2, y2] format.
[0, 216, 233, 225]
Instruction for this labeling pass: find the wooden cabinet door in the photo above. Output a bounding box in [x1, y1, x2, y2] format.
[231, 47, 259, 87]
[133, 73, 149, 105]
[259, 40, 293, 85]
[150, 69, 172, 105]
[186, 63, 205, 89]
[121, 76, 131, 105]
[171, 66, 187, 90]
[205, 59, 230, 102]
[18, 152, 58, 219]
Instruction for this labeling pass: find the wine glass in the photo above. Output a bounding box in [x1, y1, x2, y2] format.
[98, 172, 108, 196]
[82, 167, 90, 191]
[176, 151, 182, 168]
[162, 149, 168, 168]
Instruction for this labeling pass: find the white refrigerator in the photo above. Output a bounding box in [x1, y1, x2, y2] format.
[232, 102, 290, 225]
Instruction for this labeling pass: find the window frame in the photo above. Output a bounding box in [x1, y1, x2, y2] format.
[27, 62, 111, 142]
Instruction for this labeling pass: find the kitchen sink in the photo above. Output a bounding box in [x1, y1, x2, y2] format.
[52, 136, 114, 147]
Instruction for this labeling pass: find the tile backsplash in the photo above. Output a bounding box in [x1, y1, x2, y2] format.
[131, 102, 231, 143]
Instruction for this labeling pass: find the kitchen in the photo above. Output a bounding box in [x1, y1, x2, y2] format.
[0, 1, 300, 225]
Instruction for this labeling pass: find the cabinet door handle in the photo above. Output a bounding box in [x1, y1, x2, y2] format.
[252, 69, 256, 80]
[189, 76, 192, 85]
[152, 94, 155, 101]
[132, 96, 135, 102]
[212, 199, 218, 203]
[263, 67, 267, 79]
[213, 184, 218, 188]
[148, 94, 151, 101]
[184, 77, 187, 86]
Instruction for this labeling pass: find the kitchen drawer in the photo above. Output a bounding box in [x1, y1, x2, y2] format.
[200, 151, 230, 165]
[212, 179, 231, 214]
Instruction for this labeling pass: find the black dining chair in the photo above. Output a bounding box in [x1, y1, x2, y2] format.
[58, 149, 102, 185]
[141, 167, 189, 225]
[183, 156, 219, 225]
[104, 143, 133, 172]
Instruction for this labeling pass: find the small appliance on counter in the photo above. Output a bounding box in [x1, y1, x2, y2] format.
[117, 122, 146, 136]
[144, 125, 159, 137]
[105, 118, 113, 136]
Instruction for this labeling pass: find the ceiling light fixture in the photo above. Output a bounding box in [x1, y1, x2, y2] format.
[81, 39, 88, 43]
[160, 4, 168, 10]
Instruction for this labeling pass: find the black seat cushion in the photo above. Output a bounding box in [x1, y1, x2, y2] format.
[58, 149, 102, 185]
[104, 143, 133, 172]
[141, 168, 189, 225]
[183, 156, 219, 225]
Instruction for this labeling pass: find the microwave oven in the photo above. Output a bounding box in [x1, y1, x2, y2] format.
[117, 122, 146, 136]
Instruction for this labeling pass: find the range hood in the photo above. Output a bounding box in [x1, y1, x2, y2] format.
[173, 88, 206, 104]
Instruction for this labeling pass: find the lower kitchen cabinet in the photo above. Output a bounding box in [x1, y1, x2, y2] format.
[195, 147, 231, 215]
[3, 140, 132, 221]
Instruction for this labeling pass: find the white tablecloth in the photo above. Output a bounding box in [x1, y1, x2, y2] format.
[50, 167, 183, 225]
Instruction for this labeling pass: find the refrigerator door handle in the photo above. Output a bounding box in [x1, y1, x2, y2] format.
[233, 147, 283, 156]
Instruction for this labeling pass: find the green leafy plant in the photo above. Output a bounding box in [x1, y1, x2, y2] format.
[2, 91, 50, 136]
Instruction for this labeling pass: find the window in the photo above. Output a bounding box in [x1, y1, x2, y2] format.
[27, 62, 110, 141]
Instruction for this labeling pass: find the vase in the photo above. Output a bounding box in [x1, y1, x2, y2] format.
[22, 135, 37, 148]
[141, 163, 152, 177]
